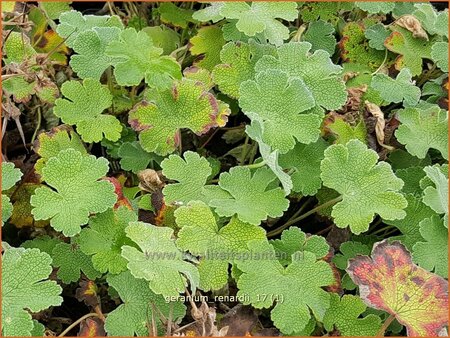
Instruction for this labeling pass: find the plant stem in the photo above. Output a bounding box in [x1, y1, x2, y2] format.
[267, 196, 343, 237]
[371, 49, 388, 75]
[243, 160, 266, 169]
[377, 314, 395, 337]
[239, 135, 249, 165]
[58, 313, 100, 337]
[30, 106, 41, 144]
[370, 224, 394, 236]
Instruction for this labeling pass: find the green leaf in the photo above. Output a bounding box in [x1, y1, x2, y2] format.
[395, 167, 426, 195]
[54, 78, 122, 143]
[212, 40, 276, 99]
[129, 79, 229, 155]
[320, 139, 407, 234]
[355, 2, 395, 14]
[31, 149, 117, 236]
[105, 271, 186, 336]
[303, 20, 336, 55]
[236, 238, 334, 334]
[395, 105, 448, 160]
[161, 151, 211, 204]
[2, 247, 62, 336]
[384, 25, 433, 76]
[388, 149, 431, 170]
[175, 201, 266, 291]
[190, 26, 225, 71]
[21, 235, 61, 256]
[122, 221, 200, 297]
[323, 294, 382, 336]
[2, 162, 22, 226]
[326, 119, 367, 145]
[422, 165, 448, 226]
[78, 207, 138, 274]
[245, 119, 293, 195]
[56, 10, 123, 48]
[158, 2, 196, 28]
[279, 138, 328, 196]
[70, 27, 122, 80]
[413, 3, 448, 38]
[270, 227, 329, 266]
[105, 28, 181, 88]
[192, 2, 225, 23]
[117, 141, 161, 174]
[142, 26, 180, 55]
[365, 23, 390, 50]
[39, 2, 71, 20]
[371, 68, 421, 106]
[33, 125, 86, 175]
[256, 42, 347, 111]
[239, 69, 320, 153]
[431, 41, 448, 72]
[52, 239, 101, 284]
[384, 193, 436, 250]
[209, 166, 289, 225]
[413, 216, 448, 278]
[219, 2, 298, 46]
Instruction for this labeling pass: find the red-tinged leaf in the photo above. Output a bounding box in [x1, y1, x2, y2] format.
[78, 317, 106, 337]
[347, 240, 448, 336]
[104, 177, 132, 210]
[75, 280, 99, 307]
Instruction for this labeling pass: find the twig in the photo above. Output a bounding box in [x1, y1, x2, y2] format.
[377, 314, 395, 337]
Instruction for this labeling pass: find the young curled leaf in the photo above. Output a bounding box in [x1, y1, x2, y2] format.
[347, 240, 448, 337]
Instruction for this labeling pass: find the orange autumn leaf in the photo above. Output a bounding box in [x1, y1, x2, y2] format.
[347, 240, 448, 336]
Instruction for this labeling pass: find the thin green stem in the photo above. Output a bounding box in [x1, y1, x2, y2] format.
[377, 314, 395, 337]
[30, 107, 41, 144]
[370, 224, 394, 236]
[239, 135, 249, 165]
[58, 313, 100, 337]
[267, 196, 343, 238]
[371, 49, 388, 75]
[243, 160, 266, 170]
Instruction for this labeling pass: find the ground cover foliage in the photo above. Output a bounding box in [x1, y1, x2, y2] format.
[1, 1, 449, 336]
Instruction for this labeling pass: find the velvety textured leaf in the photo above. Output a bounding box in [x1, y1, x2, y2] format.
[78, 207, 138, 274]
[31, 149, 117, 236]
[175, 201, 266, 291]
[190, 26, 225, 71]
[422, 165, 448, 226]
[431, 41, 448, 72]
[355, 2, 395, 14]
[347, 240, 448, 337]
[320, 139, 407, 234]
[2, 247, 62, 336]
[54, 79, 122, 143]
[117, 141, 161, 174]
[239, 69, 320, 153]
[395, 105, 448, 160]
[209, 166, 289, 225]
[129, 79, 230, 155]
[303, 20, 336, 55]
[105, 28, 181, 88]
[256, 42, 347, 111]
[236, 238, 335, 334]
[122, 221, 200, 297]
[365, 23, 390, 50]
[2, 162, 23, 226]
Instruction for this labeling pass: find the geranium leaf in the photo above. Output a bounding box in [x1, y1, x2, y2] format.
[2, 247, 62, 336]
[236, 238, 335, 334]
[323, 294, 382, 336]
[239, 69, 319, 153]
[303, 20, 336, 55]
[320, 139, 407, 234]
[355, 2, 395, 14]
[129, 79, 230, 155]
[121, 221, 200, 297]
[212, 40, 276, 99]
[209, 166, 289, 225]
[413, 3, 448, 38]
[365, 23, 390, 50]
[31, 149, 117, 236]
[190, 26, 225, 71]
[256, 42, 347, 111]
[78, 207, 138, 274]
[421, 165, 448, 226]
[175, 201, 266, 291]
[431, 41, 449, 72]
[371, 68, 421, 106]
[158, 2, 197, 28]
[395, 105, 448, 160]
[412, 215, 448, 278]
[347, 240, 449, 336]
[54, 78, 122, 143]
[279, 138, 328, 196]
[105, 28, 181, 88]
[105, 271, 186, 336]
[117, 141, 162, 174]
